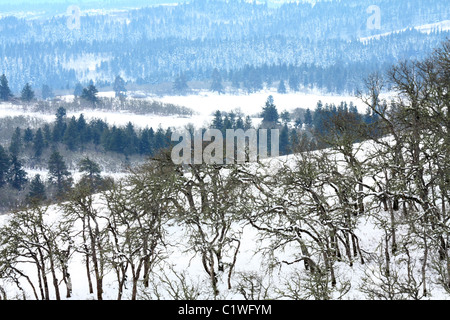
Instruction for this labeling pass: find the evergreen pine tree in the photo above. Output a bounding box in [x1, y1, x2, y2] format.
[8, 155, 27, 190]
[244, 116, 253, 130]
[279, 123, 290, 155]
[77, 113, 89, 145]
[78, 157, 102, 191]
[290, 128, 300, 152]
[173, 73, 189, 94]
[33, 128, 45, 158]
[277, 80, 287, 94]
[27, 174, 46, 204]
[104, 126, 123, 153]
[41, 84, 54, 100]
[228, 112, 237, 129]
[53, 107, 67, 142]
[21, 83, 35, 102]
[90, 119, 107, 146]
[9, 127, 22, 157]
[23, 128, 34, 145]
[124, 122, 139, 156]
[212, 110, 224, 130]
[48, 150, 73, 199]
[304, 108, 313, 127]
[164, 127, 173, 149]
[261, 95, 279, 126]
[74, 82, 83, 97]
[223, 115, 232, 131]
[139, 128, 153, 156]
[236, 116, 245, 130]
[313, 101, 324, 133]
[81, 83, 99, 104]
[148, 128, 155, 153]
[63, 116, 80, 151]
[113, 75, 127, 98]
[349, 102, 358, 115]
[0, 74, 13, 101]
[154, 127, 166, 151]
[294, 117, 303, 129]
[0, 145, 10, 188]
[288, 74, 300, 92]
[210, 68, 224, 94]
[43, 124, 52, 148]
[280, 111, 291, 124]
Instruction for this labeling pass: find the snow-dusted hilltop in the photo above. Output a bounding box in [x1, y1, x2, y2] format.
[0, 0, 448, 94]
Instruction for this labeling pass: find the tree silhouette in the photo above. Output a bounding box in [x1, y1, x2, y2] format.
[0, 74, 13, 101]
[81, 83, 99, 104]
[173, 74, 189, 94]
[33, 128, 45, 158]
[0, 145, 10, 188]
[277, 80, 287, 94]
[41, 84, 54, 100]
[21, 83, 35, 102]
[261, 95, 279, 126]
[27, 174, 47, 204]
[113, 75, 127, 98]
[48, 150, 73, 199]
[210, 68, 224, 94]
[8, 155, 27, 190]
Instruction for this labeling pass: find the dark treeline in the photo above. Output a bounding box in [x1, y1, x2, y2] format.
[177, 96, 381, 162]
[7, 107, 173, 160]
[0, 104, 173, 212]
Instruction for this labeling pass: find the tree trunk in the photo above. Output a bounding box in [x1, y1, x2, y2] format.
[384, 234, 390, 277]
[387, 198, 398, 254]
[421, 233, 428, 297]
[36, 263, 45, 300]
[49, 259, 61, 300]
[85, 253, 94, 294]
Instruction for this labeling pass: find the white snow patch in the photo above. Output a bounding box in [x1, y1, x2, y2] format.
[359, 20, 450, 43]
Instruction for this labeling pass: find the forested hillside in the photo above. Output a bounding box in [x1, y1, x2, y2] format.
[0, 0, 448, 94]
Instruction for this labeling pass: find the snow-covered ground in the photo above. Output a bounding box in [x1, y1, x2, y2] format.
[157, 89, 368, 116]
[4, 91, 446, 300]
[0, 89, 373, 131]
[359, 20, 450, 43]
[1, 150, 448, 300]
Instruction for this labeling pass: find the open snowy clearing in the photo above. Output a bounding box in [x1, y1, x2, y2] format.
[0, 89, 376, 131]
[155, 89, 370, 116]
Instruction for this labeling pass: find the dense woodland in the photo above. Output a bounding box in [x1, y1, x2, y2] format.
[0, 0, 449, 94]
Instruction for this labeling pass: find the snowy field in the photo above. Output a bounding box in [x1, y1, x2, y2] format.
[0, 89, 373, 131]
[156, 89, 369, 116]
[0, 147, 449, 300]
